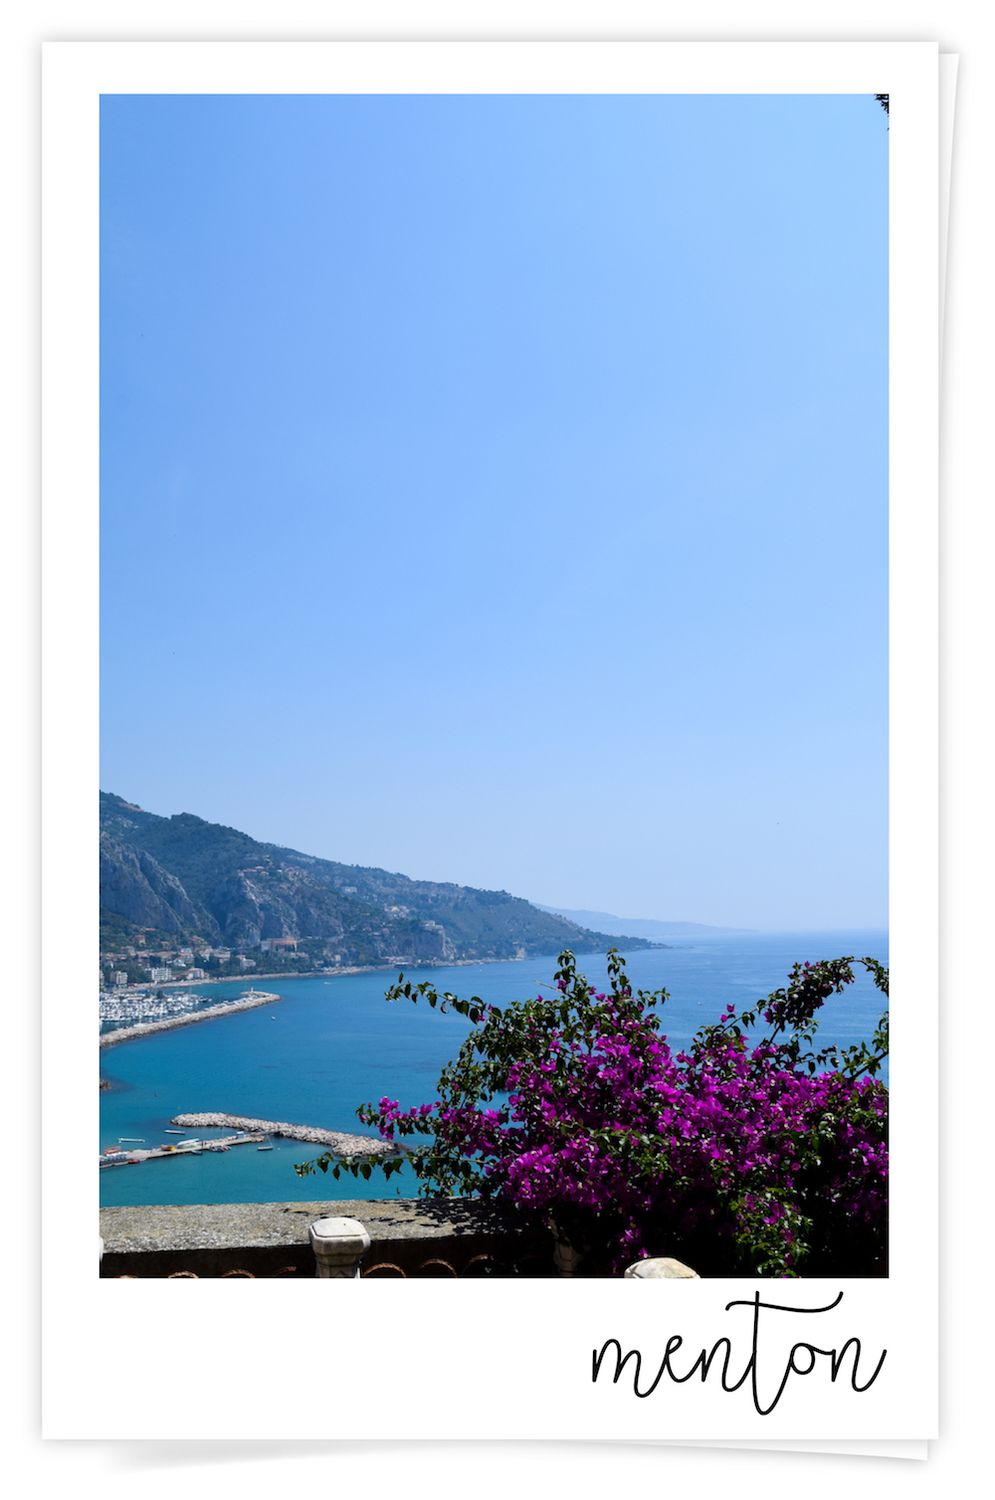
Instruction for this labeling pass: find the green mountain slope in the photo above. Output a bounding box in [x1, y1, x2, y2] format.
[99, 792, 655, 965]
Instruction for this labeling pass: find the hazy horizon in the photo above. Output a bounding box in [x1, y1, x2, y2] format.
[101, 94, 887, 931]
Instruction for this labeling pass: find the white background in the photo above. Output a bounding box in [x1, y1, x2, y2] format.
[7, 0, 992, 1494]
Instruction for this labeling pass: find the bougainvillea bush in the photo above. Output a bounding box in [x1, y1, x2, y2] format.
[297, 950, 889, 1277]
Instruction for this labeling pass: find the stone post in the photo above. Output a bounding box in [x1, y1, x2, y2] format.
[623, 1256, 699, 1279]
[309, 1216, 371, 1279]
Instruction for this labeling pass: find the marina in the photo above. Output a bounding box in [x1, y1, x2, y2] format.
[100, 988, 208, 1029]
[99, 989, 281, 1049]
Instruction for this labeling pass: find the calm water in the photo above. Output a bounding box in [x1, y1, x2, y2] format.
[99, 929, 888, 1207]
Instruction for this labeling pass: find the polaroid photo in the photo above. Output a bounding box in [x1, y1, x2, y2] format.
[42, 39, 940, 1444]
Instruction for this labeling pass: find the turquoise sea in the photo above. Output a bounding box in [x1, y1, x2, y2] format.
[99, 929, 889, 1208]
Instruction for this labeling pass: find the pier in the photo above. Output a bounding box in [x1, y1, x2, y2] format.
[99, 990, 282, 1048]
[171, 1112, 395, 1157]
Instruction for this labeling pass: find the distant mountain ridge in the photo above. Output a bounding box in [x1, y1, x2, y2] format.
[534, 904, 753, 940]
[99, 793, 656, 966]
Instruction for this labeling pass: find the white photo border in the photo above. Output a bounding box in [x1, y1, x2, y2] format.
[42, 39, 938, 1441]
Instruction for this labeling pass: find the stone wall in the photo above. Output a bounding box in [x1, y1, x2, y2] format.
[98, 1197, 552, 1278]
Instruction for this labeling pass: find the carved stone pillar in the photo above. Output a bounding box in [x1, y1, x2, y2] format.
[309, 1216, 371, 1278]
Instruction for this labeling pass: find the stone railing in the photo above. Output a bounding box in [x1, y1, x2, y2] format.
[98, 1198, 700, 1279]
[98, 1197, 554, 1279]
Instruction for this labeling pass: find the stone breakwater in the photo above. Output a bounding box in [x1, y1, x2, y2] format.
[171, 1112, 395, 1158]
[99, 992, 282, 1049]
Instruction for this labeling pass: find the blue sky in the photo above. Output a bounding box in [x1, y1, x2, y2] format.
[100, 94, 888, 930]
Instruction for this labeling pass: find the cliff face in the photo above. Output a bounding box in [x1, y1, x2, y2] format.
[99, 792, 650, 964]
[99, 832, 218, 937]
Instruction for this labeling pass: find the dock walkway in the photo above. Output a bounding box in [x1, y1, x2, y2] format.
[100, 1133, 266, 1169]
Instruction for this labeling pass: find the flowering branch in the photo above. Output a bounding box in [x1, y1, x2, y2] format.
[296, 948, 889, 1277]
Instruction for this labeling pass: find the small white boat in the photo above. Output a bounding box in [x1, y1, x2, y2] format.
[118, 1137, 144, 1143]
[257, 1144, 274, 1152]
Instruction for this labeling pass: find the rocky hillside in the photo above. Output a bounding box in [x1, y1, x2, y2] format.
[99, 792, 654, 965]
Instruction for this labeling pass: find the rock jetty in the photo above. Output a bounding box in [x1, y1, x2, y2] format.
[171, 1112, 395, 1158]
[99, 991, 282, 1048]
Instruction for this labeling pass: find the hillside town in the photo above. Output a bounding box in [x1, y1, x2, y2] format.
[99, 930, 343, 994]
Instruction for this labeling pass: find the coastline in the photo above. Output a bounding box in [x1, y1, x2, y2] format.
[103, 948, 653, 1006]
[151, 954, 534, 989]
[99, 991, 281, 1049]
